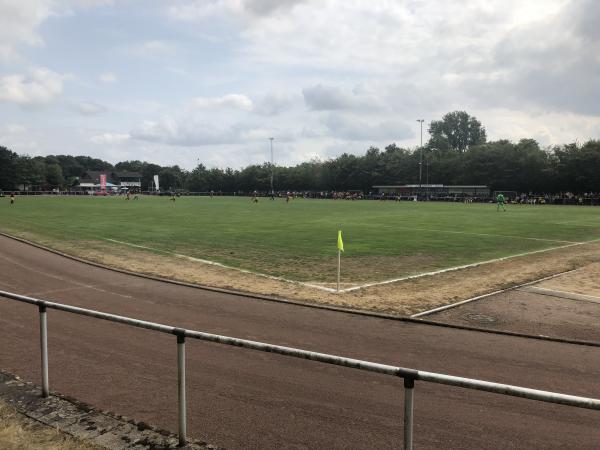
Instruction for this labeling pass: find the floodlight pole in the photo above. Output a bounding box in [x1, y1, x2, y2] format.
[426, 147, 438, 200]
[416, 119, 424, 199]
[426, 157, 429, 200]
[269, 137, 274, 195]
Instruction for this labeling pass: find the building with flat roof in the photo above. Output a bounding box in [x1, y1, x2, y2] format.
[77, 171, 142, 191]
[373, 184, 490, 196]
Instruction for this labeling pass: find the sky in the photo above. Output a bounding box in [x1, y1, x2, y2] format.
[0, 0, 599, 170]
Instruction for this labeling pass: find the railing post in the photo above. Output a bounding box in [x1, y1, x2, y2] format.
[403, 377, 414, 450]
[177, 332, 187, 446]
[38, 303, 49, 397]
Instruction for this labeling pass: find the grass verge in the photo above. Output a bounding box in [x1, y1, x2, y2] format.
[0, 399, 100, 450]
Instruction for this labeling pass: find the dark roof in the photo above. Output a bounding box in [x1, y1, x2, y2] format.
[116, 172, 142, 178]
[80, 171, 141, 182]
[80, 171, 109, 182]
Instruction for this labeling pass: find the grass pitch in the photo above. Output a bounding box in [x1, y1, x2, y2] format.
[1, 196, 599, 285]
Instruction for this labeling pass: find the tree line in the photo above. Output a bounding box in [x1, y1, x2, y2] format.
[1, 111, 599, 194]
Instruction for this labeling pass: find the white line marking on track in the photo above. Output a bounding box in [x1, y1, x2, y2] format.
[104, 239, 339, 293]
[0, 279, 21, 291]
[0, 253, 135, 299]
[410, 268, 582, 318]
[26, 286, 88, 298]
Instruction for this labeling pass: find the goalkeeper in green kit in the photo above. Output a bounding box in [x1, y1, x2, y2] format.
[496, 193, 506, 212]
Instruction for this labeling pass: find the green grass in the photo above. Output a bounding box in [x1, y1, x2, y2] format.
[1, 195, 600, 283]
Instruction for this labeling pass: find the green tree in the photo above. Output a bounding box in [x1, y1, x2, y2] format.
[553, 141, 600, 193]
[74, 156, 113, 171]
[237, 164, 271, 192]
[0, 146, 18, 190]
[159, 166, 185, 191]
[15, 156, 46, 190]
[186, 164, 209, 192]
[115, 160, 144, 173]
[141, 163, 163, 190]
[428, 111, 487, 152]
[45, 163, 64, 189]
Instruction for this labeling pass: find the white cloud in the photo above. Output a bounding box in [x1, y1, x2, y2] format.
[74, 101, 107, 115]
[193, 94, 253, 111]
[303, 84, 352, 111]
[2, 123, 26, 134]
[0, 1, 117, 62]
[167, 1, 227, 21]
[0, 123, 37, 150]
[302, 84, 382, 112]
[167, 0, 307, 21]
[479, 108, 600, 147]
[254, 92, 295, 116]
[455, 0, 600, 116]
[0, 0, 54, 61]
[323, 114, 413, 141]
[129, 114, 286, 147]
[73, 0, 115, 6]
[99, 72, 117, 83]
[89, 132, 130, 144]
[166, 67, 188, 76]
[126, 40, 177, 58]
[243, 0, 306, 16]
[0, 68, 64, 105]
[2, 0, 600, 170]
[130, 117, 234, 146]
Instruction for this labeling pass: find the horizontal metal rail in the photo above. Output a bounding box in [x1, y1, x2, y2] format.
[1, 289, 599, 448]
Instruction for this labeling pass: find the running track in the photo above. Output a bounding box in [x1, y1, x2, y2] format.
[0, 234, 598, 449]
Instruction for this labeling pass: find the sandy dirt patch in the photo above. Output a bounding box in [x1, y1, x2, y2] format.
[5, 229, 598, 316]
[536, 263, 600, 297]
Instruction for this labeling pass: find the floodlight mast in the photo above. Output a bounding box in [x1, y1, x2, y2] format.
[426, 148, 438, 200]
[269, 137, 274, 195]
[416, 119, 424, 199]
[425, 156, 429, 199]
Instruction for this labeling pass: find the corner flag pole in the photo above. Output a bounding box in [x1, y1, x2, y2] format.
[337, 230, 344, 292]
[337, 247, 341, 292]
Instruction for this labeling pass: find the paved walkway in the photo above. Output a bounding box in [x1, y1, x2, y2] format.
[0, 235, 599, 449]
[428, 285, 600, 343]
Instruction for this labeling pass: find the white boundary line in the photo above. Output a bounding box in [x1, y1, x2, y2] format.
[406, 227, 579, 244]
[555, 219, 600, 227]
[371, 223, 582, 244]
[104, 238, 600, 295]
[410, 267, 582, 318]
[104, 238, 339, 293]
[339, 239, 600, 293]
[518, 286, 600, 303]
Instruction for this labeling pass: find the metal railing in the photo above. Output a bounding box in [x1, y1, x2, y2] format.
[1, 289, 599, 448]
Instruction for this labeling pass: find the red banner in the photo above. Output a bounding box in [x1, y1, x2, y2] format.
[100, 174, 107, 193]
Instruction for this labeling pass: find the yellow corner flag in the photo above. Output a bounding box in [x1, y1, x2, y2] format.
[337, 230, 344, 252]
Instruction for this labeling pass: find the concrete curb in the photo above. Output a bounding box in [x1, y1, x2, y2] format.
[407, 317, 600, 347]
[0, 369, 221, 449]
[1, 231, 597, 348]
